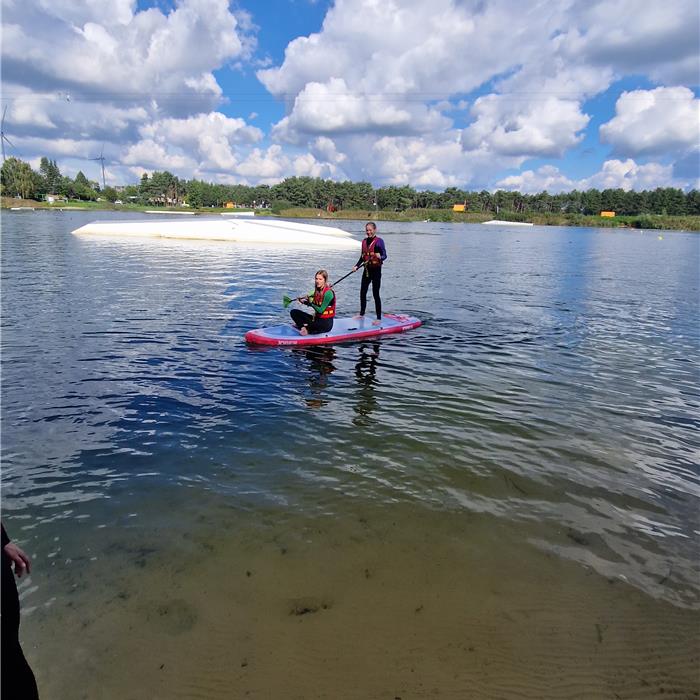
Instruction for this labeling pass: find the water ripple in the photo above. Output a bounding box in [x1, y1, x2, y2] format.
[2, 212, 699, 608]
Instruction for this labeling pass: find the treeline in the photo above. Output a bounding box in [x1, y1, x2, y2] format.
[0, 157, 111, 202]
[2, 156, 699, 216]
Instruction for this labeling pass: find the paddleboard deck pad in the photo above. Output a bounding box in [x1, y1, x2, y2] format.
[245, 313, 422, 346]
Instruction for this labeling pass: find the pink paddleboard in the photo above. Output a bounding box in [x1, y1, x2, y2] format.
[245, 313, 422, 346]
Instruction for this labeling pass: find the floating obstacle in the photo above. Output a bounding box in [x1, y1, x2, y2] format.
[482, 220, 534, 226]
[72, 217, 361, 249]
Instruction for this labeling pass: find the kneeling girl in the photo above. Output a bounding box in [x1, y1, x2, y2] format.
[290, 270, 335, 335]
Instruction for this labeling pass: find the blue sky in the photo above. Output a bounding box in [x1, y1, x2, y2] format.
[1, 0, 698, 193]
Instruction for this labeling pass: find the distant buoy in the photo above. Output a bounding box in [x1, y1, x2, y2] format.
[658, 235, 664, 240]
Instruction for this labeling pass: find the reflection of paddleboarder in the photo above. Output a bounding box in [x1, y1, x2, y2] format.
[352, 222, 387, 324]
[354, 342, 380, 422]
[295, 346, 336, 409]
[2, 522, 39, 699]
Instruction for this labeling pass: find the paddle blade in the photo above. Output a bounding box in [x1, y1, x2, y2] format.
[283, 295, 294, 308]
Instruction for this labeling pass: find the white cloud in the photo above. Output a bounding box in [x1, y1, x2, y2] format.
[235, 145, 288, 181]
[462, 95, 590, 157]
[0, 0, 260, 181]
[254, 0, 698, 189]
[2, 0, 252, 109]
[567, 0, 700, 85]
[258, 0, 558, 101]
[600, 87, 700, 157]
[579, 159, 678, 191]
[293, 153, 332, 179]
[351, 133, 523, 190]
[10, 96, 56, 130]
[138, 112, 262, 170]
[270, 77, 448, 139]
[13, 136, 97, 160]
[310, 137, 347, 164]
[497, 165, 575, 194]
[2, 0, 698, 191]
[498, 160, 687, 194]
[32, 0, 134, 26]
[369, 136, 466, 188]
[121, 139, 194, 171]
[258, 0, 564, 144]
[231, 145, 335, 184]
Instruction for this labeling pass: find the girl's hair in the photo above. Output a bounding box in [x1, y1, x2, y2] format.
[315, 269, 329, 283]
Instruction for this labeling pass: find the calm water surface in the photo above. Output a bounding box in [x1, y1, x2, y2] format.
[2, 210, 699, 699]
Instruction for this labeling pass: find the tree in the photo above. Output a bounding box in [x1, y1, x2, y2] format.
[685, 189, 700, 215]
[601, 188, 625, 213]
[185, 179, 206, 208]
[39, 157, 62, 195]
[0, 157, 41, 199]
[103, 186, 119, 202]
[73, 170, 97, 200]
[581, 189, 602, 215]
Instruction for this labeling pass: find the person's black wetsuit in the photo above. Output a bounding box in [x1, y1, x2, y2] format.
[2, 524, 39, 700]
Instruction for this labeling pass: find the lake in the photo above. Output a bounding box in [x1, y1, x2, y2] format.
[2, 210, 699, 699]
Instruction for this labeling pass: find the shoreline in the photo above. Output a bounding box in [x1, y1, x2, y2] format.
[2, 196, 699, 231]
[22, 493, 700, 700]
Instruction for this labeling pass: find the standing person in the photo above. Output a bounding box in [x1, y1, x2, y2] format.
[353, 222, 387, 324]
[2, 522, 39, 700]
[290, 269, 336, 336]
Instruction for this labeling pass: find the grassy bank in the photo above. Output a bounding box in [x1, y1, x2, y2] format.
[3, 197, 698, 231]
[0, 197, 250, 215]
[278, 207, 700, 231]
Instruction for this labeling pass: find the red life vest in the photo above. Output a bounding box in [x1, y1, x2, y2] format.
[362, 237, 382, 267]
[313, 285, 336, 318]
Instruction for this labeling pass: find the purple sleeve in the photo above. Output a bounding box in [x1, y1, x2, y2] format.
[377, 237, 387, 261]
[2, 523, 10, 548]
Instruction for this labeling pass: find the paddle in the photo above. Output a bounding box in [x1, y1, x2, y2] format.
[283, 263, 366, 308]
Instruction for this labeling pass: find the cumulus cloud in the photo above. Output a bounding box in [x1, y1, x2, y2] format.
[137, 112, 262, 170]
[310, 137, 347, 165]
[2, 0, 698, 191]
[258, 0, 563, 101]
[271, 77, 448, 140]
[600, 87, 700, 157]
[229, 145, 333, 184]
[579, 159, 679, 191]
[13, 136, 100, 161]
[462, 95, 590, 157]
[258, 0, 562, 144]
[498, 160, 686, 194]
[567, 0, 700, 85]
[255, 0, 698, 188]
[2, 0, 250, 108]
[1, 0, 255, 153]
[497, 166, 575, 194]
[121, 139, 195, 171]
[336, 133, 521, 190]
[0, 0, 262, 183]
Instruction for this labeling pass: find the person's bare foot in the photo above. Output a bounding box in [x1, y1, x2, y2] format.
[372, 319, 381, 325]
[300, 327, 309, 336]
[353, 314, 365, 319]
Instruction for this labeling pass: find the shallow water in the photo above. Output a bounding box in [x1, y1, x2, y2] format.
[2, 210, 699, 698]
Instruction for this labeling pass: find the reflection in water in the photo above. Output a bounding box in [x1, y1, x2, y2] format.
[295, 346, 337, 409]
[353, 342, 380, 424]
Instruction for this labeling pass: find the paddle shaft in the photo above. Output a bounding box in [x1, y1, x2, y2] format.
[330, 264, 365, 288]
[287, 263, 366, 306]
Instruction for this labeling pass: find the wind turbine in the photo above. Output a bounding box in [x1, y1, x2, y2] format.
[1, 106, 15, 161]
[91, 144, 106, 190]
